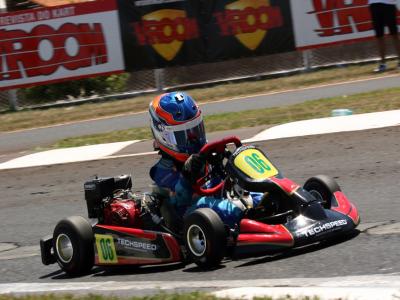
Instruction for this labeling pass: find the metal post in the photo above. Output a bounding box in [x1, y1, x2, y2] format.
[8, 89, 19, 111]
[154, 68, 165, 92]
[302, 50, 312, 72]
[0, 0, 6, 12]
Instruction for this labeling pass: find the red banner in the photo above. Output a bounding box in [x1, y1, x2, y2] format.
[290, 0, 400, 49]
[0, 0, 123, 90]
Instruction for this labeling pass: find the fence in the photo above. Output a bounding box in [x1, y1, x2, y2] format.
[0, 38, 394, 112]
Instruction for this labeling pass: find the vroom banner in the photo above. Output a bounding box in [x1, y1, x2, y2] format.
[0, 0, 124, 90]
[118, 0, 296, 70]
[290, 0, 400, 50]
[118, 0, 205, 70]
[207, 0, 295, 61]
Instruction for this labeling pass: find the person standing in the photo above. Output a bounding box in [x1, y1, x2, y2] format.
[369, 0, 400, 72]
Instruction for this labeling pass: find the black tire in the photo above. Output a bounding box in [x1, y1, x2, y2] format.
[303, 175, 341, 209]
[184, 208, 227, 268]
[52, 216, 94, 276]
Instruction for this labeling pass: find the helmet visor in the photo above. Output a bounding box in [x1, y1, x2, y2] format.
[162, 116, 206, 154]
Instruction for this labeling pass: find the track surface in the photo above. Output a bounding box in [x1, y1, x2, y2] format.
[1, 75, 399, 153]
[1, 126, 399, 284]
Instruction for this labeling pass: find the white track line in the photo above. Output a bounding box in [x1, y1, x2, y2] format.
[245, 109, 400, 142]
[1, 274, 400, 297]
[0, 141, 139, 170]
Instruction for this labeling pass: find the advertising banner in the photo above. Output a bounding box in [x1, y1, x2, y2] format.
[119, 0, 296, 70]
[207, 0, 295, 61]
[118, 0, 204, 70]
[0, 0, 124, 90]
[291, 0, 400, 50]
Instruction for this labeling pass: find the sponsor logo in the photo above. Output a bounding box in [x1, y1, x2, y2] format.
[134, 0, 184, 6]
[0, 23, 108, 81]
[309, 0, 374, 37]
[214, 0, 283, 50]
[297, 219, 348, 237]
[117, 238, 158, 251]
[84, 182, 97, 190]
[0, 7, 75, 26]
[133, 9, 198, 61]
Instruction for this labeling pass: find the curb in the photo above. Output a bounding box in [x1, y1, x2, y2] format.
[212, 286, 400, 300]
[1, 274, 400, 298]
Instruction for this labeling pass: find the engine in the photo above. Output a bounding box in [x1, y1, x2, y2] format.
[103, 198, 142, 227]
[84, 175, 141, 227]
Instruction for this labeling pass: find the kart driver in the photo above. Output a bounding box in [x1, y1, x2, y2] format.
[149, 92, 262, 230]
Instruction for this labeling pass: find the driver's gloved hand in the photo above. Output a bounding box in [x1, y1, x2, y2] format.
[182, 154, 205, 184]
[244, 207, 256, 219]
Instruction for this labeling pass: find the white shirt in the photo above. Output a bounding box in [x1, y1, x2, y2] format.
[368, 0, 396, 4]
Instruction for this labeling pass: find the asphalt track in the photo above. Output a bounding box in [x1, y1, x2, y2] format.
[1, 125, 399, 289]
[1, 74, 400, 153]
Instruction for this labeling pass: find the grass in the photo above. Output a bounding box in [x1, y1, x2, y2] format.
[1, 61, 399, 133]
[51, 87, 400, 148]
[0, 293, 220, 300]
[0, 293, 320, 300]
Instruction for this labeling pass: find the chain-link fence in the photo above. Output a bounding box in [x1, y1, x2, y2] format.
[0, 38, 395, 112]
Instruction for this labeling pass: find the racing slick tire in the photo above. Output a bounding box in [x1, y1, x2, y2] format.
[52, 216, 94, 276]
[184, 208, 227, 268]
[303, 175, 341, 209]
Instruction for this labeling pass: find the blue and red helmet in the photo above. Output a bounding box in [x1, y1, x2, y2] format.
[149, 92, 206, 162]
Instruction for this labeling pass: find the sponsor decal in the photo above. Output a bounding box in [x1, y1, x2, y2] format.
[84, 182, 97, 190]
[234, 148, 279, 180]
[95, 234, 118, 264]
[214, 0, 283, 50]
[0, 23, 107, 81]
[117, 237, 158, 251]
[309, 0, 372, 37]
[132, 9, 198, 61]
[297, 219, 348, 238]
[0, 7, 76, 26]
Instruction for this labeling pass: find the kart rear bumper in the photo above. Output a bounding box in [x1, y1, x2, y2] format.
[40, 235, 56, 265]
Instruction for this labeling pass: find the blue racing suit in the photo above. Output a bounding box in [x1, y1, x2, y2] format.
[150, 157, 262, 228]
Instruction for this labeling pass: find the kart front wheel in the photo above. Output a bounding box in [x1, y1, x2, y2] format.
[184, 208, 227, 268]
[303, 175, 341, 209]
[52, 216, 94, 276]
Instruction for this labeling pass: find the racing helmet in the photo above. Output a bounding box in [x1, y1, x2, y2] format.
[149, 92, 206, 162]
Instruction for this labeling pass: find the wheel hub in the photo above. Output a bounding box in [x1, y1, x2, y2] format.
[187, 225, 206, 257]
[56, 233, 73, 263]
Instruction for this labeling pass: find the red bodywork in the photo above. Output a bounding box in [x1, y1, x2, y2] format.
[237, 219, 294, 248]
[235, 177, 299, 249]
[332, 191, 360, 225]
[94, 224, 181, 266]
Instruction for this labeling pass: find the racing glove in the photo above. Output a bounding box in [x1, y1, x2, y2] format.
[182, 154, 206, 184]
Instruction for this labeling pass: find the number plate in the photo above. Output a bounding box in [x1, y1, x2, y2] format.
[234, 149, 278, 180]
[95, 234, 118, 264]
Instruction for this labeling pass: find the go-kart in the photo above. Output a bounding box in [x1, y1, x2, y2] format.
[40, 136, 360, 275]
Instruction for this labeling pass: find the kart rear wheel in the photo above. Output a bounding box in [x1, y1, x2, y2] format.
[184, 208, 227, 268]
[53, 216, 94, 276]
[303, 175, 341, 209]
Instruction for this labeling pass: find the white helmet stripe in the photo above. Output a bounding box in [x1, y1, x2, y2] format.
[163, 114, 203, 132]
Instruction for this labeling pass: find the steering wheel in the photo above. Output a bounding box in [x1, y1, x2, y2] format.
[193, 136, 242, 196]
